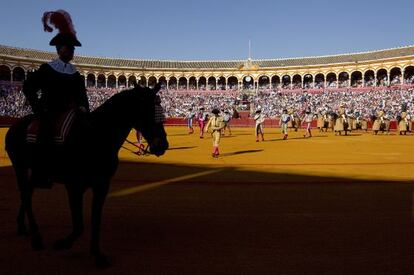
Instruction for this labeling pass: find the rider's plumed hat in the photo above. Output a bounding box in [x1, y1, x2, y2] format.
[42, 10, 81, 47]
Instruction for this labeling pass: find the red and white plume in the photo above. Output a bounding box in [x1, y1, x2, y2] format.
[42, 10, 76, 36]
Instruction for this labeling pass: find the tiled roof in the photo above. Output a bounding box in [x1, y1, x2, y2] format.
[1, 44, 414, 70]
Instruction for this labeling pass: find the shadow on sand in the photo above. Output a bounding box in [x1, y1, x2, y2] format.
[2, 160, 414, 274]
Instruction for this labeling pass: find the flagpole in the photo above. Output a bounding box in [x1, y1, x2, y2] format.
[248, 39, 251, 60]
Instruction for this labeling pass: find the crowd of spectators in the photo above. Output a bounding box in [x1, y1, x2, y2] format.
[1, 82, 414, 120]
[0, 83, 31, 117]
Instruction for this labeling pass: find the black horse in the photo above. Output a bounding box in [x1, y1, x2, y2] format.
[5, 83, 169, 267]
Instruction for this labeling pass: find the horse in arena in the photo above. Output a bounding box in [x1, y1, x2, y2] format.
[5, 83, 169, 268]
[372, 115, 390, 135]
[332, 112, 349, 136]
[317, 113, 330, 132]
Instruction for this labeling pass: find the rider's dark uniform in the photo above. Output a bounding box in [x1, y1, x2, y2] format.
[23, 60, 88, 115]
[23, 10, 89, 187]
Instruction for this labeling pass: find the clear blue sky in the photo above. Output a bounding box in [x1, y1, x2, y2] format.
[1, 0, 413, 61]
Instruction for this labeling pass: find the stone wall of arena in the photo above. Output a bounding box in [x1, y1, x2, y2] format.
[2, 44, 414, 90]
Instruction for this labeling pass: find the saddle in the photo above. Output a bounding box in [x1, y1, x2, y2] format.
[26, 109, 77, 145]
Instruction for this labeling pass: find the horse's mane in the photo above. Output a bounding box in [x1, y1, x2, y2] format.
[86, 88, 139, 132]
[92, 88, 135, 116]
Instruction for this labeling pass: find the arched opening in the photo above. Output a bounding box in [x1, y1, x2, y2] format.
[404, 66, 414, 84]
[282, 75, 291, 89]
[338, 72, 349, 88]
[292, 75, 302, 89]
[198, 77, 206, 90]
[351, 71, 363, 87]
[208, 76, 216, 90]
[0, 65, 11, 82]
[315, 74, 324, 89]
[364, 70, 375, 86]
[189, 76, 197, 90]
[118, 75, 127, 89]
[217, 76, 226, 90]
[326, 73, 337, 88]
[227, 76, 238, 90]
[86, 74, 96, 87]
[97, 74, 106, 88]
[128, 75, 137, 87]
[258, 75, 270, 90]
[390, 67, 402, 85]
[158, 76, 167, 89]
[138, 76, 147, 87]
[376, 69, 388, 86]
[243, 76, 253, 90]
[178, 77, 187, 89]
[168, 77, 177, 90]
[148, 76, 157, 88]
[107, 75, 116, 88]
[12, 67, 25, 82]
[271, 75, 280, 89]
[80, 75, 85, 87]
[303, 74, 313, 89]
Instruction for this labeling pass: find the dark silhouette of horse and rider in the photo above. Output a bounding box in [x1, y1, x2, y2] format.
[5, 10, 169, 268]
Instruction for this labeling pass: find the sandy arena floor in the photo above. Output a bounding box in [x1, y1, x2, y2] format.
[118, 126, 414, 182]
[1, 126, 414, 274]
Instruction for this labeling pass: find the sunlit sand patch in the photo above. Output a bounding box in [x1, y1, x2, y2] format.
[109, 169, 223, 197]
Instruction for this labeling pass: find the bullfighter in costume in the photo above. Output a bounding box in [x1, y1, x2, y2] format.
[372, 110, 385, 135]
[197, 107, 208, 138]
[398, 106, 410, 135]
[254, 109, 265, 142]
[334, 105, 348, 135]
[205, 108, 224, 158]
[302, 108, 314, 138]
[280, 109, 290, 140]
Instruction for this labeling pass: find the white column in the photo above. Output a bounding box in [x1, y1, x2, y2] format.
[387, 71, 390, 86]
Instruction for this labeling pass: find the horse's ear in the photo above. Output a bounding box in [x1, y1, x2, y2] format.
[132, 80, 138, 89]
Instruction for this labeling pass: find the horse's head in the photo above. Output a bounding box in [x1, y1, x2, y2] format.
[130, 82, 169, 156]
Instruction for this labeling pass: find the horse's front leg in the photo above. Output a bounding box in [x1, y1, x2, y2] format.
[90, 182, 110, 268]
[15, 165, 44, 250]
[16, 176, 29, 236]
[53, 183, 85, 250]
[20, 184, 44, 250]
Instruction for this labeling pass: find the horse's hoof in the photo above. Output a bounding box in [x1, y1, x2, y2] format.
[53, 238, 74, 250]
[31, 235, 44, 251]
[95, 254, 111, 269]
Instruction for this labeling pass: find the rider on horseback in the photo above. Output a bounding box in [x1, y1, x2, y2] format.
[23, 10, 89, 188]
